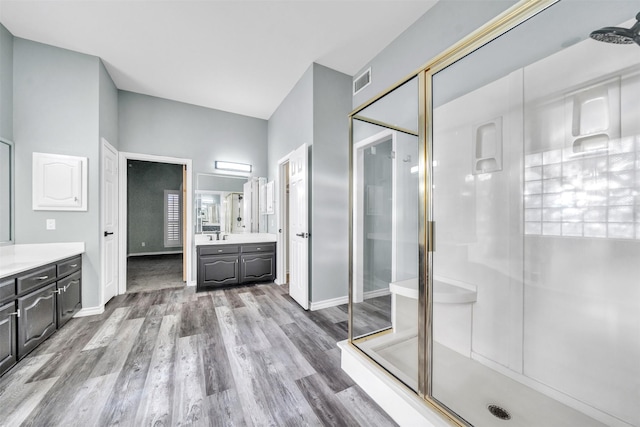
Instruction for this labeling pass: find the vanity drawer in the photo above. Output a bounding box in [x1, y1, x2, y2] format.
[0, 279, 16, 304]
[57, 256, 81, 278]
[17, 265, 57, 295]
[241, 243, 275, 254]
[199, 245, 240, 256]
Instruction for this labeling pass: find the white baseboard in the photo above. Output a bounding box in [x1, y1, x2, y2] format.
[309, 288, 390, 311]
[74, 305, 105, 317]
[127, 251, 183, 257]
[310, 295, 348, 311]
[365, 288, 390, 299]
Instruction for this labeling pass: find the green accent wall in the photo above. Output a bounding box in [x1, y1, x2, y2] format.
[127, 160, 183, 255]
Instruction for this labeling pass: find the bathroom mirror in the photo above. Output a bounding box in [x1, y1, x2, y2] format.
[195, 173, 270, 234]
[195, 190, 246, 234]
[0, 138, 13, 244]
[195, 174, 246, 235]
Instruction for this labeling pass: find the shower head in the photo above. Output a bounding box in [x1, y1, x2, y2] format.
[590, 12, 640, 45]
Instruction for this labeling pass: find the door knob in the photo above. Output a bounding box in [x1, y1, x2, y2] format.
[104, 231, 114, 237]
[295, 232, 309, 238]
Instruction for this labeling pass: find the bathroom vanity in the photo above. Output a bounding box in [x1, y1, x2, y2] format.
[195, 234, 276, 291]
[0, 243, 84, 377]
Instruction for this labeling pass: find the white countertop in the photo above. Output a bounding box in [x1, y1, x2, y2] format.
[195, 233, 277, 246]
[0, 242, 85, 278]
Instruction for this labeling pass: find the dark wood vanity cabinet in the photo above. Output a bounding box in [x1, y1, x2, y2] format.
[17, 282, 57, 358]
[240, 244, 276, 283]
[0, 300, 18, 377]
[197, 242, 275, 291]
[56, 270, 82, 328]
[199, 255, 240, 288]
[0, 255, 82, 377]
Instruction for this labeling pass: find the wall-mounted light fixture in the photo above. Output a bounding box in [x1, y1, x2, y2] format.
[215, 161, 252, 173]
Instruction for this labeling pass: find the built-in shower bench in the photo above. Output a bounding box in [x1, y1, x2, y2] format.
[389, 277, 477, 356]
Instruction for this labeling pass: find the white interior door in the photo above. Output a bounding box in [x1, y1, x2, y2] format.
[289, 143, 309, 309]
[101, 139, 118, 304]
[276, 160, 289, 286]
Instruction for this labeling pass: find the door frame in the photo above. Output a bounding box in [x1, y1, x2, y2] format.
[118, 152, 193, 294]
[352, 129, 396, 303]
[276, 150, 295, 286]
[286, 143, 310, 309]
[100, 138, 118, 306]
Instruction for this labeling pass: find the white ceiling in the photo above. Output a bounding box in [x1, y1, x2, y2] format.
[0, 0, 438, 119]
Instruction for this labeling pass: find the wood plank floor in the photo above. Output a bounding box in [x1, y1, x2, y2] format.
[0, 283, 398, 427]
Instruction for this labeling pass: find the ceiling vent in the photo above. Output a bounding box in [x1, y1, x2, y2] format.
[353, 68, 371, 95]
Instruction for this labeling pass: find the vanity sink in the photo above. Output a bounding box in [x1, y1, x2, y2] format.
[195, 233, 277, 246]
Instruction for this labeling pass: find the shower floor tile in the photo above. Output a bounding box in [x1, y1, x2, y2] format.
[357, 334, 608, 426]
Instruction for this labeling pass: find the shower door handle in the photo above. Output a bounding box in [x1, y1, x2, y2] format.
[427, 221, 435, 252]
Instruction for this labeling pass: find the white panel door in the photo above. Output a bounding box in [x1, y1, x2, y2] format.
[289, 143, 309, 309]
[101, 140, 118, 304]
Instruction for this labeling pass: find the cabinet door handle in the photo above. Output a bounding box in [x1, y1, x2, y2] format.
[37, 275, 49, 280]
[52, 289, 62, 295]
[8, 310, 20, 318]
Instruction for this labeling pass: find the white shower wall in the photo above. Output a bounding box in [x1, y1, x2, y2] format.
[522, 37, 640, 426]
[433, 35, 640, 425]
[433, 69, 525, 372]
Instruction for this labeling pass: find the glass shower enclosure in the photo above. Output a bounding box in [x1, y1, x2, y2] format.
[348, 1, 640, 426]
[351, 77, 420, 391]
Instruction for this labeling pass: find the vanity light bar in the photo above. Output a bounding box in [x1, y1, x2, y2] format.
[215, 161, 252, 173]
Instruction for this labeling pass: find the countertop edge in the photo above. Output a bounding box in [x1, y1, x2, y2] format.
[0, 242, 86, 278]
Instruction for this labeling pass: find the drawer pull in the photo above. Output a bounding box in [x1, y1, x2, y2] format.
[37, 275, 49, 280]
[69, 264, 78, 268]
[8, 310, 20, 318]
[218, 249, 223, 253]
[64, 280, 79, 292]
[256, 247, 261, 250]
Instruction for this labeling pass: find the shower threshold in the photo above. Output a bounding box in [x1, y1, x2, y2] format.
[349, 333, 611, 427]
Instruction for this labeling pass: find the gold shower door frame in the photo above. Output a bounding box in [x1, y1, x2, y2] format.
[347, 1, 559, 425]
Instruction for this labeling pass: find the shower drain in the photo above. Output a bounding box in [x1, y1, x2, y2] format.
[487, 404, 511, 421]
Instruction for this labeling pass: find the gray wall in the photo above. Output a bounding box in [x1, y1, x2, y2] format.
[267, 63, 351, 304]
[118, 91, 268, 177]
[99, 60, 119, 149]
[127, 160, 183, 255]
[267, 64, 314, 188]
[13, 38, 103, 308]
[310, 64, 351, 302]
[352, 0, 518, 109]
[0, 23, 12, 142]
